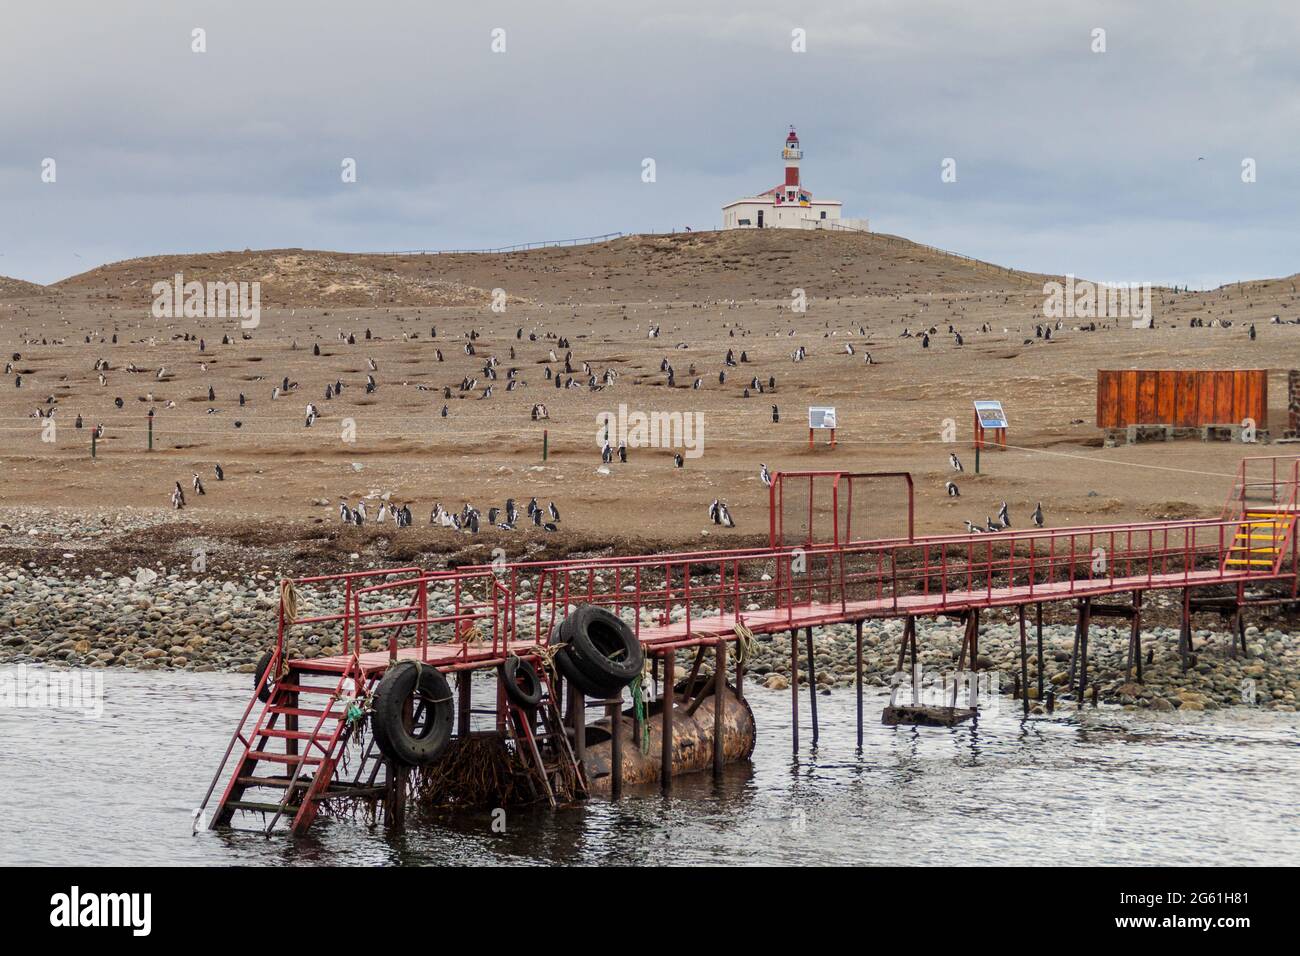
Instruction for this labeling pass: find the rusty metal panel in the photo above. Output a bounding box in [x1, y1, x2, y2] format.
[1136, 370, 1159, 423]
[1119, 370, 1139, 427]
[1096, 370, 1119, 427]
[1156, 370, 1176, 424]
[1098, 369, 1269, 428]
[1175, 371, 1198, 426]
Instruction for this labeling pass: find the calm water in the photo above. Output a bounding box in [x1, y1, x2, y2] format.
[1, 669, 1297, 866]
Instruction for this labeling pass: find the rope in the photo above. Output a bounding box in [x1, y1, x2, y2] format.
[519, 641, 564, 679]
[733, 621, 756, 665]
[279, 579, 300, 624]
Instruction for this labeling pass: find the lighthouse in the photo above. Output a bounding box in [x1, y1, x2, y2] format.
[783, 128, 801, 194]
[721, 127, 867, 231]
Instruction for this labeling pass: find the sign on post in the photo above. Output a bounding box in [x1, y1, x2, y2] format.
[808, 406, 838, 449]
[973, 400, 1007, 451]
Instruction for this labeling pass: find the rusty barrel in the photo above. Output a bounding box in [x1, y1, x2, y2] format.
[583, 684, 755, 794]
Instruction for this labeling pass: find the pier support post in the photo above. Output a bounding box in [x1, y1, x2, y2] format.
[1127, 590, 1144, 683]
[805, 626, 819, 745]
[384, 762, 408, 830]
[1234, 582, 1248, 658]
[572, 691, 586, 774]
[457, 672, 472, 737]
[1035, 602, 1044, 701]
[713, 640, 726, 778]
[661, 651, 675, 792]
[951, 614, 972, 708]
[1068, 614, 1081, 685]
[790, 629, 799, 755]
[609, 697, 623, 800]
[1179, 588, 1191, 672]
[1018, 605, 1030, 717]
[855, 619, 864, 749]
[1076, 598, 1091, 708]
[905, 617, 919, 705]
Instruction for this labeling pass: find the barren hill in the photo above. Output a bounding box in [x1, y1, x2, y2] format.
[44, 230, 1055, 309]
[0, 275, 52, 299]
[50, 250, 499, 308]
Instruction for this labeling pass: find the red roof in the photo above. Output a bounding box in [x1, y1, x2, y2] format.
[786, 128, 799, 142]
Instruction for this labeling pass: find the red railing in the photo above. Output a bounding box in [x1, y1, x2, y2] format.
[270, 459, 1300, 662]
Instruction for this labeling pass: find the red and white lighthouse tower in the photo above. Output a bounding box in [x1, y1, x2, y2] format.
[722, 126, 864, 231]
[782, 127, 802, 192]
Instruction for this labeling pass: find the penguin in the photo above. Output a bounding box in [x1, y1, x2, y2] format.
[192, 473, 205, 496]
[709, 499, 721, 524]
[772, 405, 780, 424]
[760, 463, 772, 487]
[949, 453, 963, 473]
[997, 501, 1010, 528]
[1032, 502, 1044, 528]
[718, 503, 735, 528]
[214, 463, 224, 481]
[946, 481, 959, 497]
[548, 502, 560, 523]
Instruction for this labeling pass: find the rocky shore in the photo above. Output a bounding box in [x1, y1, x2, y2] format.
[2, 557, 1297, 712]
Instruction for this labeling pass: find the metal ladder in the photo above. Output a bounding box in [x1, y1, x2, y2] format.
[502, 667, 587, 807]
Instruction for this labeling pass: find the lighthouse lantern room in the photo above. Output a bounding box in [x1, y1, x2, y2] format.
[722, 127, 867, 231]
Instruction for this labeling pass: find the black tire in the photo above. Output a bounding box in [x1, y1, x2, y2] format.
[560, 606, 644, 691]
[371, 661, 454, 766]
[499, 656, 543, 709]
[550, 623, 623, 700]
[253, 650, 276, 702]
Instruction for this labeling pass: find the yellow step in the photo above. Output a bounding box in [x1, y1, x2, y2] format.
[1225, 558, 1276, 567]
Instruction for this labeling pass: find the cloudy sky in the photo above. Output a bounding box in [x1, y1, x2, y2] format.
[2, 1, 1297, 286]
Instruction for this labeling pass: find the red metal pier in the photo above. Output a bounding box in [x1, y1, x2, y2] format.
[200, 456, 1300, 835]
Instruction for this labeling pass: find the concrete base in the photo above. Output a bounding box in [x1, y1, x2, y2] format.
[1106, 424, 1269, 445]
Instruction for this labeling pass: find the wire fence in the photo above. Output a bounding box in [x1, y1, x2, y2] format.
[368, 232, 625, 256]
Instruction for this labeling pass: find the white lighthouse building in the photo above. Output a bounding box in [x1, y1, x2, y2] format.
[721, 127, 867, 231]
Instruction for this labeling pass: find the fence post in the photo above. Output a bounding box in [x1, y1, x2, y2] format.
[91, 430, 97, 459]
[543, 429, 548, 462]
[147, 410, 154, 451]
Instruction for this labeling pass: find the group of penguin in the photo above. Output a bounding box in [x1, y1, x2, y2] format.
[339, 496, 560, 533]
[170, 463, 224, 509]
[944, 453, 1044, 532]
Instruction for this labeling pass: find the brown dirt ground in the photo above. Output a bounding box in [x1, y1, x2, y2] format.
[2, 229, 1299, 571]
